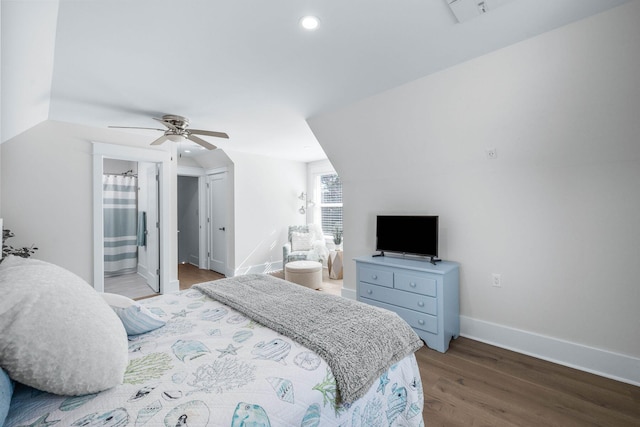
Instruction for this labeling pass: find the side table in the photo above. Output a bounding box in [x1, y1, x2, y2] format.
[328, 250, 344, 280]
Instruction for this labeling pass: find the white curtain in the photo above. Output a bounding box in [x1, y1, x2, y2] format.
[103, 175, 138, 277]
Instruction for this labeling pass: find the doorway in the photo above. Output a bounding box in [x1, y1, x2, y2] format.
[102, 159, 160, 299]
[92, 142, 173, 295]
[178, 175, 200, 266]
[176, 167, 229, 278]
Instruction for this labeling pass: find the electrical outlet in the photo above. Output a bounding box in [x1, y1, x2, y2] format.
[492, 273, 502, 287]
[485, 148, 497, 159]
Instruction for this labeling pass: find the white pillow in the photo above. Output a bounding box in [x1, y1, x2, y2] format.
[291, 231, 313, 251]
[102, 293, 166, 336]
[0, 254, 47, 269]
[0, 256, 128, 395]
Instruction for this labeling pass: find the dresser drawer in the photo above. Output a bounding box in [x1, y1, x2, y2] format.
[395, 272, 437, 296]
[359, 283, 437, 315]
[360, 298, 438, 335]
[358, 266, 393, 288]
[355, 256, 459, 353]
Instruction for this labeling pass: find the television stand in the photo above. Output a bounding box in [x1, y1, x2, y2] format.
[372, 251, 441, 265]
[355, 255, 460, 353]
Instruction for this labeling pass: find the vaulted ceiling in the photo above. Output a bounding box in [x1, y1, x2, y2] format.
[1, 0, 629, 161]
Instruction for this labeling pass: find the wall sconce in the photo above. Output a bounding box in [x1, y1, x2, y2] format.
[298, 192, 315, 215]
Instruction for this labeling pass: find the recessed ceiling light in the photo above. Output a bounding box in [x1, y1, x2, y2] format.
[300, 16, 320, 31]
[184, 150, 191, 153]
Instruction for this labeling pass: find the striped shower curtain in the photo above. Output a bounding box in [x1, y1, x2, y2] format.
[103, 175, 138, 277]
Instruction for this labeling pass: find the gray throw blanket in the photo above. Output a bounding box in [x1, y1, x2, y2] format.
[194, 274, 423, 403]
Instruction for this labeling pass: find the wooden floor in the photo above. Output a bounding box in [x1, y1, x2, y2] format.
[177, 263, 225, 289]
[417, 337, 640, 426]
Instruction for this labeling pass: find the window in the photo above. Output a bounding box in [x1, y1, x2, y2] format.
[317, 173, 342, 236]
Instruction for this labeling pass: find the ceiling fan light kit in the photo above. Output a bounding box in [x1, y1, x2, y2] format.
[109, 114, 229, 150]
[166, 134, 184, 143]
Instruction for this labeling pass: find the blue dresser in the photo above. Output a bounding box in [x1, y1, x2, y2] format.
[355, 255, 460, 353]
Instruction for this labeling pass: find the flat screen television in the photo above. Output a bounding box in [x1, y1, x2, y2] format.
[375, 215, 439, 263]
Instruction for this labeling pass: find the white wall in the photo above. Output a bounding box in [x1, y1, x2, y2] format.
[1, 0, 58, 142]
[309, 2, 640, 382]
[0, 120, 178, 285]
[103, 158, 137, 175]
[177, 155, 202, 168]
[226, 151, 307, 275]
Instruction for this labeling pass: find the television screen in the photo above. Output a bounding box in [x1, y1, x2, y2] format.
[376, 215, 438, 258]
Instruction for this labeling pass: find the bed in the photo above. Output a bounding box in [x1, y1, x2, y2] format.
[0, 258, 424, 427]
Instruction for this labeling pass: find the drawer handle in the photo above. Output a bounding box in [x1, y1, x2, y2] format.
[418, 319, 425, 325]
[372, 274, 378, 280]
[418, 301, 424, 307]
[367, 289, 373, 295]
[410, 282, 417, 288]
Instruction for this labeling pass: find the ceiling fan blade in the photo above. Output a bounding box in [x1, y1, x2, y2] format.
[150, 135, 170, 146]
[152, 117, 178, 131]
[187, 134, 217, 150]
[188, 129, 229, 139]
[108, 126, 165, 131]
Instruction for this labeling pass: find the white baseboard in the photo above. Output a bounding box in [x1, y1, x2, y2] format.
[341, 287, 357, 300]
[137, 265, 151, 283]
[460, 315, 640, 387]
[234, 261, 283, 276]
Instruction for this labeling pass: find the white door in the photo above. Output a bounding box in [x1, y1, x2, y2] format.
[207, 172, 227, 275]
[145, 163, 160, 292]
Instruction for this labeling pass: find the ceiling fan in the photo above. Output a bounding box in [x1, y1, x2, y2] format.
[109, 114, 229, 150]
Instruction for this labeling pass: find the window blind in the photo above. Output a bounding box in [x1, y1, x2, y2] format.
[319, 174, 343, 236]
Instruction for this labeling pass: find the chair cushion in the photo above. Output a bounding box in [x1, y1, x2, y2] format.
[288, 225, 310, 242]
[291, 231, 313, 251]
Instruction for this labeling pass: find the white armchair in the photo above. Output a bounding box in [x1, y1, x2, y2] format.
[282, 224, 329, 268]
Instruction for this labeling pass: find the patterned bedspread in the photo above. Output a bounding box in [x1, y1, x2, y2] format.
[5, 288, 424, 426]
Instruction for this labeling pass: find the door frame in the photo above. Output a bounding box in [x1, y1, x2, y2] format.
[177, 166, 208, 270]
[177, 165, 232, 277]
[92, 143, 172, 293]
[138, 162, 160, 292]
[206, 169, 228, 276]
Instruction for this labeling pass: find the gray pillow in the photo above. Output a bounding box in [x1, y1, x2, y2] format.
[0, 256, 128, 395]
